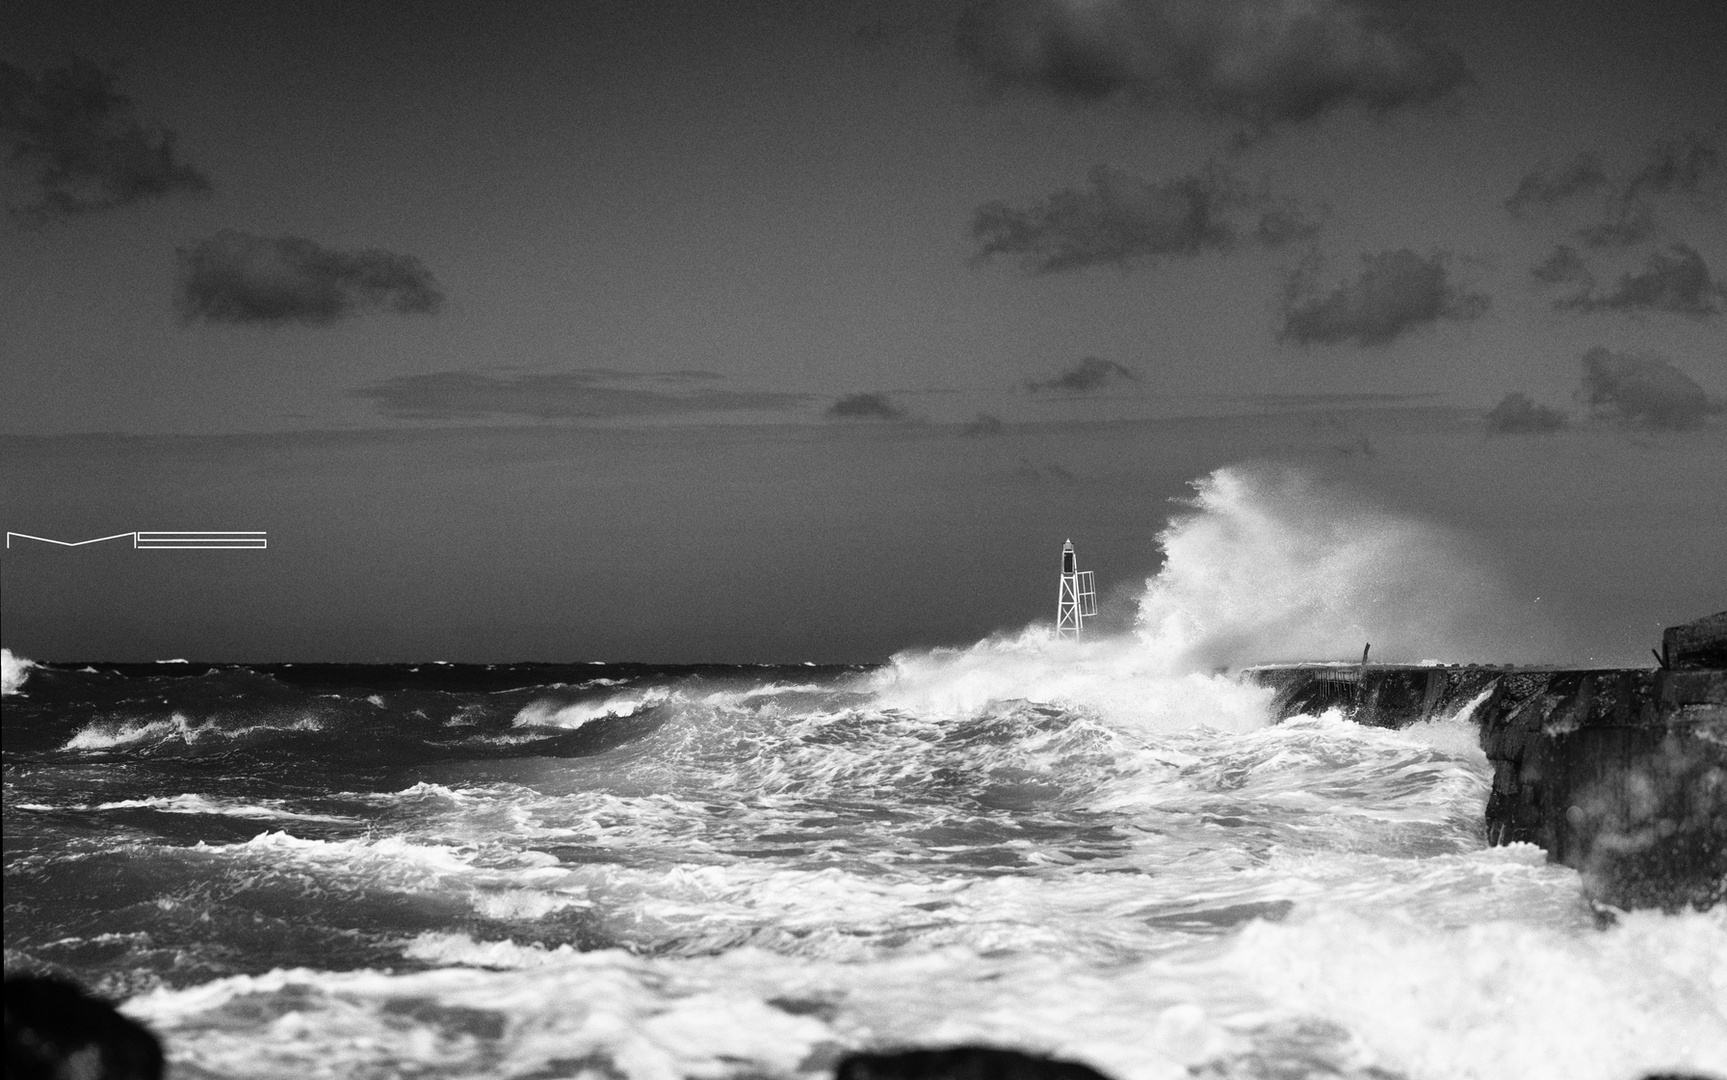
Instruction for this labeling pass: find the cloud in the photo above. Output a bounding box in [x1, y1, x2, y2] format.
[1254, 203, 1325, 247]
[1, 57, 211, 222]
[826, 392, 906, 420]
[1281, 249, 1488, 346]
[177, 231, 445, 325]
[1572, 207, 1655, 249]
[1013, 457, 1077, 482]
[1027, 356, 1139, 392]
[1503, 154, 1607, 216]
[1577, 348, 1713, 431]
[1623, 131, 1723, 206]
[354, 369, 810, 421]
[961, 412, 1005, 436]
[972, 164, 1322, 274]
[973, 165, 1246, 273]
[1506, 134, 1723, 259]
[953, 0, 1467, 130]
[1557, 244, 1727, 317]
[1530, 244, 1591, 285]
[1484, 392, 1567, 435]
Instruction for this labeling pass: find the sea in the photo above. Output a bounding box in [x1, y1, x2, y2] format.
[4, 467, 1725, 1080]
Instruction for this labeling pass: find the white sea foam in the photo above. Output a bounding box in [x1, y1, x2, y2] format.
[62, 712, 323, 750]
[710, 682, 828, 702]
[870, 630, 1273, 732]
[188, 830, 592, 918]
[1, 647, 36, 695]
[64, 715, 187, 749]
[85, 794, 359, 824]
[401, 931, 581, 968]
[197, 712, 1549, 966]
[1230, 906, 1727, 1080]
[1390, 691, 1496, 761]
[123, 904, 1727, 1080]
[513, 689, 672, 729]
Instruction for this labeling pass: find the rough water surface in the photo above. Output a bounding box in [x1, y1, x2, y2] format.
[5, 657, 1724, 1080]
[5, 467, 1722, 1079]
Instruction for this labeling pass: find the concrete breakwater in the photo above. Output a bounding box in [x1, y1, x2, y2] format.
[1244, 612, 1727, 912]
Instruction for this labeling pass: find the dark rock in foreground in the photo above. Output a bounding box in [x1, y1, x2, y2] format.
[4, 976, 163, 1080]
[837, 1047, 1114, 1080]
[1244, 611, 1727, 913]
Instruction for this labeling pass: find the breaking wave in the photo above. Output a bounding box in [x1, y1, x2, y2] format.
[63, 712, 325, 751]
[514, 689, 672, 729]
[2, 647, 35, 695]
[870, 463, 1545, 730]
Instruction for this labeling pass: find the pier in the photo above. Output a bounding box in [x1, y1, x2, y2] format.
[1244, 612, 1727, 912]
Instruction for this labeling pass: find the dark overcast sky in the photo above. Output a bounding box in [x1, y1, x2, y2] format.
[2, 0, 1724, 663]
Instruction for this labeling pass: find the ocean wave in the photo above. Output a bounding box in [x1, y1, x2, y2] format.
[513, 688, 672, 729]
[1, 647, 36, 695]
[81, 794, 360, 824]
[63, 715, 188, 750]
[401, 931, 581, 969]
[186, 831, 593, 918]
[62, 712, 324, 751]
[120, 907, 1727, 1080]
[868, 631, 1274, 731]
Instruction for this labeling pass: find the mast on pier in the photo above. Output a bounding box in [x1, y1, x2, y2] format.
[1056, 539, 1097, 640]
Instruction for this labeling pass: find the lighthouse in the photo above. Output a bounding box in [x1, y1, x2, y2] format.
[1056, 539, 1097, 639]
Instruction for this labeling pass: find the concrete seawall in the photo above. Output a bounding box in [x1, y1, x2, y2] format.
[1244, 613, 1727, 912]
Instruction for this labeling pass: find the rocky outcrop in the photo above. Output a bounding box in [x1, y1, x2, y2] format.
[836, 1047, 1112, 1080]
[1244, 612, 1727, 912]
[1666, 609, 1727, 669]
[4, 975, 163, 1080]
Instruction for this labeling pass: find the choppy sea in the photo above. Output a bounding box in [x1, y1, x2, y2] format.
[6, 467, 1725, 1079]
[4, 651, 1724, 1080]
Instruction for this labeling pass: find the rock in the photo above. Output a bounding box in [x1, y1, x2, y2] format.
[1663, 610, 1727, 670]
[1243, 613, 1727, 913]
[835, 1047, 1115, 1080]
[3, 976, 162, 1080]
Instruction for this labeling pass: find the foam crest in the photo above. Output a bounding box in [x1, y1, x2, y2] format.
[64, 714, 187, 749]
[513, 688, 672, 729]
[62, 712, 323, 751]
[85, 794, 359, 824]
[1, 647, 35, 695]
[189, 830, 592, 917]
[402, 931, 580, 968]
[871, 628, 1272, 732]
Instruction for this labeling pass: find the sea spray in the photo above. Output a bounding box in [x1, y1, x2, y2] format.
[2, 646, 35, 695]
[1135, 465, 1542, 669]
[872, 463, 1544, 728]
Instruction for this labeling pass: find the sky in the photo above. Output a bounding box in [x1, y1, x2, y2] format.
[1, 0, 1724, 664]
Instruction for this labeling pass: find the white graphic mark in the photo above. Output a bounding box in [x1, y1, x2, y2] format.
[6, 531, 267, 550]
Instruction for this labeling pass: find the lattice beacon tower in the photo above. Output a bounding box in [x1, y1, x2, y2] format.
[1056, 539, 1097, 640]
